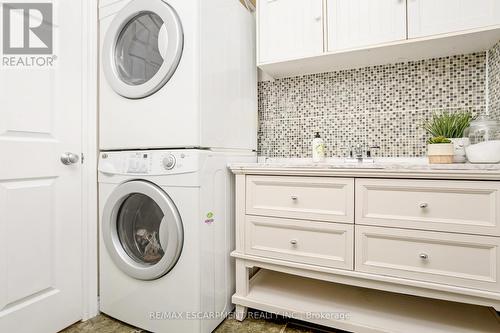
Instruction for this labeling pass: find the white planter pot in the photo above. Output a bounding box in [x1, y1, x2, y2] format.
[428, 143, 454, 164]
[448, 137, 470, 163]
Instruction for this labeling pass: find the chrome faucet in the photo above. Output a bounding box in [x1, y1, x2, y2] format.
[345, 144, 380, 163]
[353, 143, 364, 162]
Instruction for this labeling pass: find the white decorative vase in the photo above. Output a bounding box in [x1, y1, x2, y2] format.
[448, 137, 470, 163]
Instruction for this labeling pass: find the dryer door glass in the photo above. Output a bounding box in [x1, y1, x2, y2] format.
[102, 0, 184, 99]
[115, 12, 165, 86]
[116, 193, 165, 265]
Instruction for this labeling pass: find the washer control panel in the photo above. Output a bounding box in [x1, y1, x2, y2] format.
[126, 152, 150, 174]
[98, 150, 199, 175]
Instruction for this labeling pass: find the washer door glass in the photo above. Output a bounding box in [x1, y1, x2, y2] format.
[117, 193, 165, 265]
[115, 12, 165, 86]
[102, 0, 183, 99]
[102, 181, 184, 280]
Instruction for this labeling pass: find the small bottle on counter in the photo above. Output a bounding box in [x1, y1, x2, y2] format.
[312, 132, 326, 163]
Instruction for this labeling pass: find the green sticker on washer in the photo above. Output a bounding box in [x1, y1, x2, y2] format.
[206, 212, 214, 219]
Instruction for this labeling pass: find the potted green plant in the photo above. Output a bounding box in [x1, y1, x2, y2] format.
[427, 136, 454, 164]
[422, 111, 476, 163]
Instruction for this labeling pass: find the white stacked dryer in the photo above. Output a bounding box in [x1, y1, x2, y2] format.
[99, 0, 257, 150]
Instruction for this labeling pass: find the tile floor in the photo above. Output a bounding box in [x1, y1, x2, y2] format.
[60, 311, 347, 333]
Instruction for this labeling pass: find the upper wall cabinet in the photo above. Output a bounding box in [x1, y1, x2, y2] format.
[257, 0, 324, 64]
[408, 0, 500, 38]
[257, 0, 500, 78]
[327, 0, 407, 51]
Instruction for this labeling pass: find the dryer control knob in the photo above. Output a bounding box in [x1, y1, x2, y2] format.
[162, 155, 176, 170]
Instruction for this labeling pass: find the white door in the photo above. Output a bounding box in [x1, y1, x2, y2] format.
[326, 0, 407, 51]
[0, 1, 85, 332]
[408, 0, 500, 39]
[257, 0, 323, 63]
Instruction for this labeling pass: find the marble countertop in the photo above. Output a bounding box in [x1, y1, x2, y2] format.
[229, 158, 500, 180]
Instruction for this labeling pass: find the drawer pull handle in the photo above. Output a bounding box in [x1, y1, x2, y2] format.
[290, 239, 298, 246]
[419, 202, 428, 209]
[419, 253, 429, 260]
[291, 196, 298, 201]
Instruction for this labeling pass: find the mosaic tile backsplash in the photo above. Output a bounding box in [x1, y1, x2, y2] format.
[258, 52, 495, 158]
[489, 41, 500, 120]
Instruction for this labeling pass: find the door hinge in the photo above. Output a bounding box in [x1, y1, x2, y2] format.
[81, 153, 84, 164]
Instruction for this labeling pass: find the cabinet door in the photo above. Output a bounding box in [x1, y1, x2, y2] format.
[258, 0, 324, 63]
[408, 0, 500, 38]
[327, 0, 407, 52]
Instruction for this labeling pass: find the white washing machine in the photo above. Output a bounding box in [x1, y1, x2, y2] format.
[98, 149, 255, 333]
[99, 0, 257, 151]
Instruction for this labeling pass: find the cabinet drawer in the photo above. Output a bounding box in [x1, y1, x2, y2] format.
[356, 179, 500, 236]
[246, 176, 354, 223]
[245, 216, 354, 270]
[355, 226, 500, 292]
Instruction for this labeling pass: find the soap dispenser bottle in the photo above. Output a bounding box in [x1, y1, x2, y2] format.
[312, 132, 326, 163]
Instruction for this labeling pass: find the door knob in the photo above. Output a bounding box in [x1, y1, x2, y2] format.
[61, 152, 80, 165]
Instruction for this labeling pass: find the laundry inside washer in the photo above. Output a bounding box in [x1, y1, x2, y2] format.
[117, 193, 165, 264]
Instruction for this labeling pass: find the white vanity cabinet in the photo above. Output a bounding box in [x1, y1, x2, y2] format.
[257, 0, 324, 63]
[231, 166, 500, 332]
[407, 0, 500, 39]
[326, 0, 407, 51]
